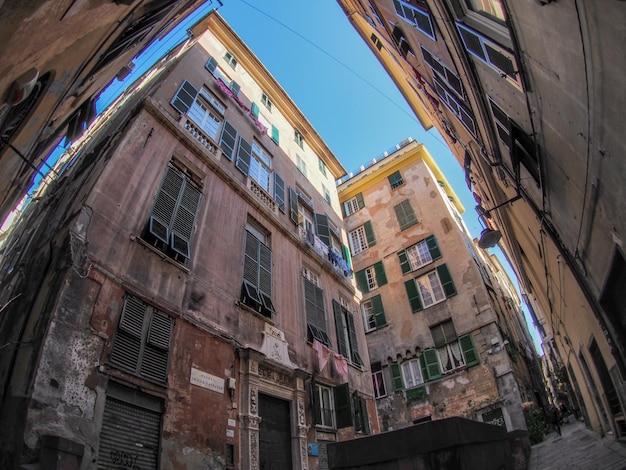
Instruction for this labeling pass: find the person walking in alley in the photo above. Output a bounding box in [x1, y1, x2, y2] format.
[548, 404, 562, 436]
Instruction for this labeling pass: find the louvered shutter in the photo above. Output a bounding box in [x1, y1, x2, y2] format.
[340, 202, 347, 218]
[356, 192, 365, 209]
[460, 334, 479, 367]
[398, 249, 411, 275]
[271, 125, 279, 144]
[274, 173, 286, 213]
[370, 294, 386, 328]
[404, 279, 423, 312]
[333, 300, 348, 357]
[363, 220, 376, 247]
[346, 312, 362, 366]
[355, 269, 368, 293]
[110, 296, 147, 374]
[219, 120, 238, 161]
[422, 348, 442, 380]
[312, 385, 322, 425]
[258, 241, 274, 313]
[373, 261, 387, 287]
[149, 167, 183, 245]
[394, 200, 417, 230]
[315, 213, 330, 247]
[230, 80, 240, 96]
[426, 235, 442, 260]
[390, 363, 404, 391]
[334, 383, 353, 428]
[170, 80, 197, 114]
[235, 137, 252, 175]
[170, 181, 201, 258]
[251, 102, 259, 117]
[288, 187, 299, 224]
[437, 264, 457, 298]
[205, 57, 218, 74]
[140, 310, 173, 384]
[243, 231, 261, 302]
[355, 396, 370, 434]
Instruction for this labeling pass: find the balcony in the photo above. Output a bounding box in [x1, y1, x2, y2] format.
[183, 118, 218, 155]
[298, 225, 353, 279]
[248, 178, 276, 212]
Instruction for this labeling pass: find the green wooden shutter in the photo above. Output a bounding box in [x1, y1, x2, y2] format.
[251, 102, 259, 117]
[363, 220, 376, 247]
[334, 383, 353, 428]
[315, 213, 330, 247]
[271, 125, 279, 144]
[288, 187, 299, 225]
[274, 173, 286, 213]
[373, 261, 387, 286]
[333, 300, 348, 357]
[394, 200, 417, 231]
[398, 249, 411, 275]
[437, 264, 457, 298]
[406, 385, 427, 402]
[356, 396, 370, 434]
[356, 192, 365, 209]
[346, 312, 362, 366]
[219, 120, 238, 161]
[205, 57, 218, 74]
[460, 334, 479, 367]
[312, 384, 322, 425]
[341, 201, 347, 218]
[390, 363, 404, 391]
[388, 170, 403, 188]
[235, 137, 252, 175]
[355, 269, 369, 293]
[404, 279, 423, 313]
[422, 348, 441, 380]
[342, 245, 352, 270]
[170, 80, 197, 114]
[370, 294, 386, 328]
[426, 235, 441, 260]
[230, 80, 240, 96]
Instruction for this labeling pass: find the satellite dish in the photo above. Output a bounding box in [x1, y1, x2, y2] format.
[478, 228, 502, 249]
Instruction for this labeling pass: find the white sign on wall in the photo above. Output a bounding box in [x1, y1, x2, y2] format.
[190, 367, 225, 394]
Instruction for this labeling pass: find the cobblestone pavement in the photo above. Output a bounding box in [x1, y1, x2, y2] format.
[528, 419, 626, 469]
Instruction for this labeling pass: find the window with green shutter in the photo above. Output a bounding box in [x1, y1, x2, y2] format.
[305, 278, 330, 347]
[356, 261, 386, 293]
[334, 383, 353, 429]
[110, 294, 174, 385]
[388, 170, 405, 189]
[333, 300, 348, 358]
[426, 321, 479, 375]
[404, 279, 423, 312]
[363, 220, 377, 247]
[334, 300, 363, 366]
[251, 102, 259, 117]
[271, 125, 279, 144]
[146, 164, 202, 264]
[342, 193, 365, 217]
[436, 264, 457, 297]
[397, 235, 441, 274]
[362, 294, 386, 332]
[459, 333, 479, 367]
[315, 213, 330, 247]
[241, 227, 275, 318]
[394, 199, 418, 231]
[313, 383, 335, 428]
[421, 349, 442, 380]
[390, 363, 404, 391]
[230, 80, 240, 96]
[405, 264, 456, 311]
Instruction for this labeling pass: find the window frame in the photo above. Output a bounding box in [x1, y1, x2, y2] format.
[343, 193, 365, 217]
[349, 221, 376, 255]
[224, 51, 238, 69]
[404, 264, 456, 312]
[314, 383, 336, 429]
[361, 294, 386, 333]
[371, 363, 387, 398]
[398, 235, 441, 274]
[294, 129, 305, 149]
[401, 358, 424, 389]
[261, 92, 272, 111]
[392, 0, 436, 41]
[394, 199, 418, 231]
[240, 223, 275, 318]
[388, 170, 405, 190]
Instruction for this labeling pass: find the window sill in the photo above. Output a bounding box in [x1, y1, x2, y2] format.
[235, 299, 275, 324]
[131, 235, 190, 273]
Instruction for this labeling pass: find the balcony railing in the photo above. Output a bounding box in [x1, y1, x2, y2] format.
[248, 178, 276, 212]
[299, 226, 353, 279]
[183, 119, 218, 155]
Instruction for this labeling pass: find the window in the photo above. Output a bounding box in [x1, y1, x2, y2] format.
[224, 51, 238, 69]
[388, 170, 405, 189]
[145, 163, 202, 263]
[342, 193, 365, 217]
[171, 81, 225, 140]
[109, 294, 174, 385]
[295, 130, 305, 149]
[370, 33, 383, 51]
[456, 23, 522, 89]
[353, 392, 370, 434]
[389, 361, 428, 401]
[318, 157, 327, 176]
[305, 276, 331, 346]
[402, 358, 424, 389]
[314, 383, 335, 428]
[421, 46, 464, 99]
[362, 295, 387, 332]
[371, 363, 387, 398]
[398, 235, 441, 273]
[430, 321, 479, 374]
[322, 185, 331, 204]
[393, 0, 436, 40]
[355, 261, 387, 293]
[465, 0, 506, 24]
[394, 199, 418, 231]
[249, 142, 272, 192]
[391, 25, 413, 58]
[261, 92, 272, 111]
[404, 264, 456, 312]
[333, 300, 363, 366]
[296, 154, 307, 177]
[349, 221, 376, 255]
[432, 76, 476, 135]
[241, 222, 275, 318]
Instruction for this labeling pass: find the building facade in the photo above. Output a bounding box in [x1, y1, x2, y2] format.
[0, 13, 377, 469]
[336, 0, 626, 438]
[337, 139, 538, 432]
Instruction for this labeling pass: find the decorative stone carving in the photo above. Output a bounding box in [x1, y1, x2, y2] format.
[258, 364, 291, 387]
[250, 386, 258, 415]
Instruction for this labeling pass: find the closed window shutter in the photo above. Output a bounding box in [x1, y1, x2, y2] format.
[355, 269, 369, 293]
[230, 80, 240, 96]
[404, 279, 423, 312]
[398, 249, 411, 275]
[460, 334, 479, 367]
[426, 235, 441, 260]
[235, 137, 252, 175]
[110, 296, 147, 374]
[346, 312, 362, 365]
[333, 300, 348, 357]
[370, 294, 386, 328]
[394, 200, 417, 230]
[340, 202, 347, 218]
[422, 348, 442, 380]
[219, 120, 238, 161]
[334, 383, 353, 428]
[149, 167, 184, 244]
[373, 261, 387, 286]
[312, 384, 322, 424]
[141, 310, 174, 383]
[390, 363, 404, 391]
[271, 125, 279, 144]
[356, 396, 370, 433]
[258, 241, 273, 313]
[243, 231, 261, 298]
[170, 181, 201, 258]
[205, 56, 218, 74]
[406, 385, 427, 402]
[356, 192, 365, 209]
[251, 102, 259, 117]
[457, 25, 486, 61]
[315, 213, 330, 247]
[288, 187, 299, 224]
[436, 264, 457, 298]
[170, 80, 197, 114]
[363, 220, 376, 247]
[274, 173, 286, 213]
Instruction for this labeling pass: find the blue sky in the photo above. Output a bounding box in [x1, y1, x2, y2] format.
[94, 0, 542, 352]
